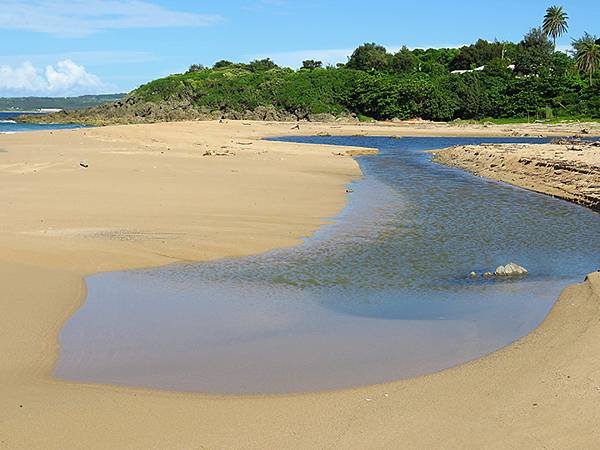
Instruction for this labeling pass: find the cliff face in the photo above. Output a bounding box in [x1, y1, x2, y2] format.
[433, 140, 600, 211]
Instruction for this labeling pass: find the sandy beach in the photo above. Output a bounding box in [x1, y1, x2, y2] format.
[434, 139, 600, 211]
[1, 120, 600, 449]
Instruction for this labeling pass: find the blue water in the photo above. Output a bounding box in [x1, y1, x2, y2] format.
[55, 136, 600, 394]
[0, 111, 84, 133]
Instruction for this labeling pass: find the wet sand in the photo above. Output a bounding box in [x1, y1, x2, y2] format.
[1, 120, 600, 448]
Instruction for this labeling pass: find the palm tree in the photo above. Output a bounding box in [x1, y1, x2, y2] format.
[573, 34, 600, 86]
[543, 6, 569, 51]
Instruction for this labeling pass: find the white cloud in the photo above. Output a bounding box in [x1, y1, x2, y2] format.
[0, 60, 111, 96]
[0, 0, 222, 37]
[45, 60, 103, 92]
[0, 62, 44, 92]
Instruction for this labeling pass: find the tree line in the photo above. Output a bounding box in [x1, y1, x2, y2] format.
[137, 5, 598, 122]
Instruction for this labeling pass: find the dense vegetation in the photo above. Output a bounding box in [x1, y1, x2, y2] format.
[0, 94, 124, 111]
[24, 6, 599, 125]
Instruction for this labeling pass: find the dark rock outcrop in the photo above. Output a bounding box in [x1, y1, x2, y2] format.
[18, 94, 348, 126]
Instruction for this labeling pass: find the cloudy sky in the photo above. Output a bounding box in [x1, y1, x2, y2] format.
[0, 0, 598, 96]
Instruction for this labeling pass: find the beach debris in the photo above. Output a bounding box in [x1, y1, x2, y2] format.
[79, 161, 89, 168]
[235, 141, 253, 146]
[291, 124, 300, 130]
[495, 262, 528, 277]
[203, 150, 236, 157]
[552, 138, 584, 146]
[346, 188, 354, 193]
[581, 128, 590, 135]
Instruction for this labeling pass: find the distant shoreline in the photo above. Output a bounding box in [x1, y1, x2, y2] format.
[0, 110, 60, 114]
[0, 93, 125, 114]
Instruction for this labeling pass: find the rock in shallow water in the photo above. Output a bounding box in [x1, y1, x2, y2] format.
[495, 262, 528, 277]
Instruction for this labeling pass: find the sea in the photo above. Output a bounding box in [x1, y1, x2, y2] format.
[0, 111, 85, 133]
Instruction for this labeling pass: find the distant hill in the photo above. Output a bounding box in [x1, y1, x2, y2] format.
[0, 94, 125, 112]
[18, 31, 600, 126]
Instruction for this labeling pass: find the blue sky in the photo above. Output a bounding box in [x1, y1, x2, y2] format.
[0, 0, 598, 96]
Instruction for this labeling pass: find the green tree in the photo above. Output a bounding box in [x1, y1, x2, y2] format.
[346, 43, 390, 71]
[450, 39, 505, 71]
[186, 64, 205, 73]
[550, 51, 573, 76]
[247, 58, 279, 72]
[573, 33, 600, 86]
[483, 58, 514, 78]
[301, 60, 323, 70]
[515, 28, 554, 75]
[390, 46, 415, 74]
[213, 60, 234, 69]
[543, 5, 569, 51]
[413, 48, 458, 74]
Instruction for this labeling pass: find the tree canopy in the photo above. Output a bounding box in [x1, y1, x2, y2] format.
[301, 60, 323, 70]
[346, 43, 390, 71]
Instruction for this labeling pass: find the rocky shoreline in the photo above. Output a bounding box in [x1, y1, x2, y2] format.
[433, 139, 600, 212]
[17, 94, 356, 126]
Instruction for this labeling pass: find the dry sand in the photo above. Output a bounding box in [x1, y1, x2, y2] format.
[434, 139, 600, 211]
[1, 120, 600, 449]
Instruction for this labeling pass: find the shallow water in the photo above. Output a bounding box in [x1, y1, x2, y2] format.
[56, 136, 600, 394]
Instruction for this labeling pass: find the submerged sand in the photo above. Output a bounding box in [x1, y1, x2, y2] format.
[1, 120, 600, 449]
